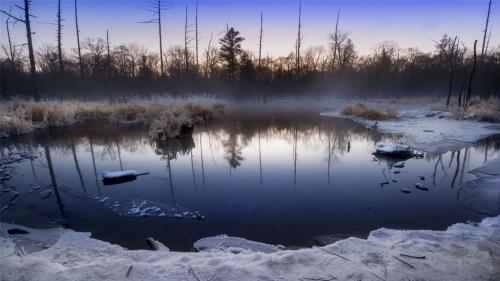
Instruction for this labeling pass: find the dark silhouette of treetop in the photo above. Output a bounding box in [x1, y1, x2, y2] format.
[219, 27, 245, 79]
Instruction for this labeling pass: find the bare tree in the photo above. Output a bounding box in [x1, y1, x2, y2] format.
[296, 0, 302, 75]
[3, 9, 15, 66]
[258, 11, 264, 103]
[465, 40, 478, 106]
[184, 5, 190, 72]
[446, 36, 458, 106]
[1, 0, 38, 99]
[331, 9, 340, 72]
[138, 0, 171, 76]
[480, 0, 492, 60]
[106, 30, 111, 78]
[74, 0, 84, 83]
[195, 0, 199, 72]
[57, 0, 63, 94]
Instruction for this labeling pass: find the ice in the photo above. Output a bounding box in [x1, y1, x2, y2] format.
[193, 234, 281, 253]
[321, 107, 500, 154]
[95, 197, 204, 220]
[1, 216, 499, 281]
[102, 170, 139, 179]
[374, 141, 411, 154]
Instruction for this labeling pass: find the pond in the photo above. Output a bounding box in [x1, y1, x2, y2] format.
[1, 105, 499, 251]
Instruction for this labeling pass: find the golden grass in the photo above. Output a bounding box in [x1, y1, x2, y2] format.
[0, 96, 225, 138]
[369, 97, 440, 105]
[341, 103, 398, 120]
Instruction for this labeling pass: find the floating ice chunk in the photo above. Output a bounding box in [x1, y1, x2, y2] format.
[95, 197, 204, 220]
[375, 142, 411, 155]
[393, 161, 405, 168]
[102, 170, 149, 185]
[193, 235, 281, 253]
[457, 176, 500, 216]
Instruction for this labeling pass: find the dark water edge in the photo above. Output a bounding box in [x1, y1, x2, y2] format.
[1, 106, 499, 251]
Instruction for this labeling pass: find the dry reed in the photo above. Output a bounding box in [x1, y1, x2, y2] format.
[341, 103, 398, 120]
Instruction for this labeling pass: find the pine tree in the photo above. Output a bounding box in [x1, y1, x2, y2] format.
[219, 27, 244, 79]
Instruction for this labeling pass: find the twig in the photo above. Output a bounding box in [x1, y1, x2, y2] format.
[125, 265, 133, 277]
[320, 248, 350, 261]
[393, 256, 416, 269]
[399, 253, 426, 259]
[189, 268, 202, 281]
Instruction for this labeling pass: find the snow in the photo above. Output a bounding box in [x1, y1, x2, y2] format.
[321, 107, 500, 154]
[374, 141, 411, 154]
[102, 170, 139, 179]
[193, 235, 282, 253]
[1, 215, 499, 281]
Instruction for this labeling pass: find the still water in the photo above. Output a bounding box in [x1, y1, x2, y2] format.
[1, 106, 499, 251]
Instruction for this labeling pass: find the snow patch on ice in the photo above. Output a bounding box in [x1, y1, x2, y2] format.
[321, 108, 500, 154]
[193, 234, 281, 253]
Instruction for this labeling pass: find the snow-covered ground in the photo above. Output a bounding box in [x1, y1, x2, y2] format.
[1, 215, 499, 281]
[321, 105, 500, 154]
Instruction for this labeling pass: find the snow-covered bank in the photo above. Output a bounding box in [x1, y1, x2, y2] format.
[321, 106, 500, 154]
[1, 215, 499, 281]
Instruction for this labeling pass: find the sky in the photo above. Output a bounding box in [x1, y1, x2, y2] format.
[0, 0, 497, 58]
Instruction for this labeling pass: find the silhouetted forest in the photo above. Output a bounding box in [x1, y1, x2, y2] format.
[1, 1, 498, 100]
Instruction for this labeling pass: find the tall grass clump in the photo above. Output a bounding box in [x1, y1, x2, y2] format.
[341, 103, 398, 120]
[0, 96, 225, 138]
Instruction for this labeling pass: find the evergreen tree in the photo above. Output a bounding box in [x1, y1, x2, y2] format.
[219, 27, 244, 79]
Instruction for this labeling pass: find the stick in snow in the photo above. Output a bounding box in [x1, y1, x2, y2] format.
[319, 248, 351, 261]
[126, 265, 133, 277]
[393, 255, 416, 269]
[399, 253, 426, 259]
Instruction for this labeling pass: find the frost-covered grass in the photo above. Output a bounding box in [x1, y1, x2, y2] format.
[442, 97, 500, 122]
[370, 96, 439, 105]
[0, 96, 224, 138]
[341, 103, 398, 120]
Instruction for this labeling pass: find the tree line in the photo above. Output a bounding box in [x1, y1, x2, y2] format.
[0, 0, 498, 104]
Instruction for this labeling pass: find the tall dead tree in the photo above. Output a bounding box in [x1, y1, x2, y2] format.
[480, 0, 492, 60]
[1, 0, 38, 99]
[74, 0, 83, 82]
[4, 10, 15, 66]
[195, 0, 199, 72]
[331, 9, 340, 72]
[57, 0, 63, 94]
[138, 0, 170, 76]
[465, 40, 478, 107]
[184, 5, 189, 73]
[446, 36, 458, 106]
[258, 11, 264, 103]
[106, 30, 111, 78]
[204, 32, 213, 78]
[295, 0, 302, 75]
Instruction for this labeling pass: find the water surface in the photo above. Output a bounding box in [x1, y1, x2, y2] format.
[1, 106, 499, 251]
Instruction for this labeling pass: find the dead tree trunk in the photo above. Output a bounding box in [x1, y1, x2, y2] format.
[74, 0, 84, 85]
[258, 11, 263, 103]
[195, 0, 199, 73]
[5, 14, 15, 66]
[446, 36, 457, 106]
[57, 0, 63, 95]
[204, 32, 213, 78]
[465, 40, 478, 107]
[332, 9, 340, 73]
[158, 0, 164, 76]
[184, 5, 189, 73]
[480, 0, 492, 60]
[106, 30, 111, 78]
[296, 0, 302, 76]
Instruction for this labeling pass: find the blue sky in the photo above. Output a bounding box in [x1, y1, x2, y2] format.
[0, 0, 497, 57]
